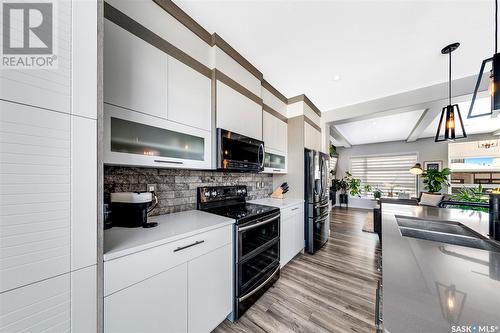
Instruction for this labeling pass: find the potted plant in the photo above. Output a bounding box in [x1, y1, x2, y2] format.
[330, 178, 342, 205]
[329, 144, 337, 157]
[373, 187, 383, 199]
[363, 184, 372, 197]
[348, 177, 361, 197]
[338, 177, 349, 206]
[422, 167, 451, 193]
[450, 184, 489, 212]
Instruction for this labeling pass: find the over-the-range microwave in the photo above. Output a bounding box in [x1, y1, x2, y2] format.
[216, 128, 264, 172]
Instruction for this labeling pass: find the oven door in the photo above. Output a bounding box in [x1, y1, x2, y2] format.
[238, 213, 280, 258]
[238, 240, 280, 297]
[217, 128, 264, 172]
[237, 213, 280, 295]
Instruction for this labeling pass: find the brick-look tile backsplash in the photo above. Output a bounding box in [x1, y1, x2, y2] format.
[104, 166, 274, 216]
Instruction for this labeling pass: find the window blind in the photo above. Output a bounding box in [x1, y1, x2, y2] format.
[349, 154, 417, 196]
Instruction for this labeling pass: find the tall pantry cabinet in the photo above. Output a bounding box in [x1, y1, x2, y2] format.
[0, 1, 98, 332]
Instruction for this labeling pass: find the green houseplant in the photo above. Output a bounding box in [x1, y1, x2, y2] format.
[450, 185, 489, 212]
[363, 184, 372, 196]
[373, 187, 382, 199]
[422, 167, 451, 193]
[329, 144, 337, 157]
[337, 176, 349, 206]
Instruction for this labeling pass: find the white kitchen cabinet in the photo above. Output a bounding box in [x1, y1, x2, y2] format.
[104, 19, 167, 119]
[263, 111, 287, 153]
[188, 244, 232, 333]
[71, 266, 97, 333]
[304, 121, 321, 151]
[72, 0, 97, 119]
[0, 273, 71, 332]
[0, 101, 71, 293]
[280, 204, 304, 268]
[71, 117, 97, 270]
[216, 81, 263, 140]
[105, 263, 188, 333]
[293, 207, 305, 255]
[168, 56, 211, 131]
[104, 224, 233, 332]
[104, 103, 212, 169]
[264, 147, 287, 174]
[0, 1, 71, 113]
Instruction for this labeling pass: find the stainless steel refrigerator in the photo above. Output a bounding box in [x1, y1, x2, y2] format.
[304, 148, 330, 254]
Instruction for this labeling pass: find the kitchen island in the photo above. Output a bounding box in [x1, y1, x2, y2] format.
[381, 204, 500, 333]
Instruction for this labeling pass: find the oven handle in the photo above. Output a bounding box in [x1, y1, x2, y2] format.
[238, 215, 279, 232]
[239, 266, 280, 302]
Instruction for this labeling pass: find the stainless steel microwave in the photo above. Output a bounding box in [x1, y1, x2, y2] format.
[216, 128, 264, 172]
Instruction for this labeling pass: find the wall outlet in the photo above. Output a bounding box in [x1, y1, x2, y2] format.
[147, 184, 157, 193]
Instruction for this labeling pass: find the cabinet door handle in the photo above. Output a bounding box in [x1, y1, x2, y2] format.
[154, 159, 183, 165]
[291, 207, 299, 211]
[173, 240, 204, 252]
[273, 169, 281, 172]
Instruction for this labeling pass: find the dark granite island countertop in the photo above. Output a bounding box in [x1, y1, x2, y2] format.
[382, 204, 500, 333]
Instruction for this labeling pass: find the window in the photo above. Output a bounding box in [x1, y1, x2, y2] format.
[350, 153, 418, 197]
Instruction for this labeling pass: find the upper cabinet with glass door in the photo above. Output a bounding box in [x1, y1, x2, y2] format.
[262, 110, 288, 173]
[104, 105, 211, 169]
[103, 19, 212, 169]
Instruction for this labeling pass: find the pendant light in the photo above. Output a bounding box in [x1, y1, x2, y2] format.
[435, 43, 467, 142]
[468, 0, 500, 118]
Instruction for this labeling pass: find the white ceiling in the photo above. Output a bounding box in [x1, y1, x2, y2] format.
[177, 0, 495, 111]
[420, 97, 500, 138]
[335, 109, 426, 145]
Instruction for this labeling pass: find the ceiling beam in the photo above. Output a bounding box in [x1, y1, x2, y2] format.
[321, 73, 490, 124]
[406, 108, 436, 142]
[329, 126, 351, 148]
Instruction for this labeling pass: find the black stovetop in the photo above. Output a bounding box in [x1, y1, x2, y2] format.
[203, 202, 279, 225]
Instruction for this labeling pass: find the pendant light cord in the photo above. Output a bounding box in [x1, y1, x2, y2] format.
[449, 51, 452, 105]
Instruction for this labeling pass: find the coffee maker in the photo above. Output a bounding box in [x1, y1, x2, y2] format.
[110, 192, 158, 228]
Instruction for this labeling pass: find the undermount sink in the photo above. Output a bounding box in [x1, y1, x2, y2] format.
[396, 216, 500, 253]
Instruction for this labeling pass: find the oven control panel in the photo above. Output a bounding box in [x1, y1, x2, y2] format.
[198, 185, 247, 202]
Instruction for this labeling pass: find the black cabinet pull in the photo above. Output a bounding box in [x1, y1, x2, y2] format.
[173, 240, 204, 252]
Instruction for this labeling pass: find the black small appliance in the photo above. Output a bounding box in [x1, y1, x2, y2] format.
[197, 185, 280, 321]
[216, 128, 265, 172]
[110, 192, 158, 228]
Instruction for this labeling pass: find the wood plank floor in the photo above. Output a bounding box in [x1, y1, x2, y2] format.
[213, 207, 381, 333]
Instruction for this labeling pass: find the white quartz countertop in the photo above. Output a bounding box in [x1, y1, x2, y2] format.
[104, 210, 234, 261]
[381, 204, 500, 333]
[248, 197, 304, 209]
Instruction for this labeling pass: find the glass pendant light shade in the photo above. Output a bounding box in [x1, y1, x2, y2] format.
[468, 0, 500, 119]
[435, 43, 467, 142]
[467, 53, 500, 118]
[435, 104, 467, 142]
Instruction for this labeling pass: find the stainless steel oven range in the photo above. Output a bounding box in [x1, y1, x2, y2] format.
[197, 185, 280, 321]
